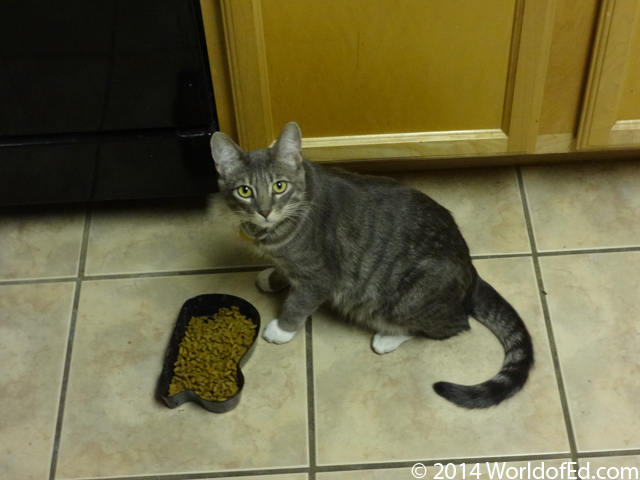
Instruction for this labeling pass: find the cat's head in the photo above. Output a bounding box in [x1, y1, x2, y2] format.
[210, 122, 307, 232]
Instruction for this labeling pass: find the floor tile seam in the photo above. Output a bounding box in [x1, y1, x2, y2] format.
[313, 452, 573, 471]
[16, 246, 640, 287]
[577, 449, 640, 459]
[0, 276, 78, 286]
[306, 318, 317, 480]
[77, 207, 92, 277]
[61, 466, 310, 480]
[470, 253, 532, 260]
[516, 166, 540, 254]
[56, 453, 582, 480]
[79, 265, 273, 282]
[50, 452, 640, 480]
[537, 246, 640, 257]
[516, 166, 579, 462]
[19, 244, 640, 286]
[531, 255, 579, 459]
[48, 279, 82, 480]
[48, 208, 92, 480]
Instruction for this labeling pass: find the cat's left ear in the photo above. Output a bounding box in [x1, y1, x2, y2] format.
[210, 131, 245, 176]
[273, 122, 302, 167]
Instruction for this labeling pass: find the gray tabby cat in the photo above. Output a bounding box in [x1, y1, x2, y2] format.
[210, 122, 534, 409]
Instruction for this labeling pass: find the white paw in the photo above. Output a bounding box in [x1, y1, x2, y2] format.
[257, 268, 277, 292]
[262, 319, 296, 344]
[372, 333, 413, 354]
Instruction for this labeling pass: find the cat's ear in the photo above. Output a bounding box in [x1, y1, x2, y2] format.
[210, 132, 244, 176]
[273, 122, 302, 167]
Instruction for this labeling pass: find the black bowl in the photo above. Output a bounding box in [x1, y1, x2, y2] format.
[158, 294, 261, 413]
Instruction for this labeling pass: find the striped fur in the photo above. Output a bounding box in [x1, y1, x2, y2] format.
[210, 123, 534, 409]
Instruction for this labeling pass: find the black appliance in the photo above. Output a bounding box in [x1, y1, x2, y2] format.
[0, 0, 219, 205]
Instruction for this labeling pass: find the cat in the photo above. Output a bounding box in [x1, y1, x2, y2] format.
[210, 122, 534, 409]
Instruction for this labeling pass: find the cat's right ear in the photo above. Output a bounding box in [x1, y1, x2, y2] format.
[210, 132, 244, 177]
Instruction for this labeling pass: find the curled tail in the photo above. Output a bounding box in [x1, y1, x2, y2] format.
[433, 277, 534, 409]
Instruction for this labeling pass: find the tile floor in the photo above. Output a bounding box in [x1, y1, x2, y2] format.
[1, 160, 640, 480]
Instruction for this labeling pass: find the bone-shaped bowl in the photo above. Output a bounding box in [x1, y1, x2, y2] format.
[157, 293, 260, 413]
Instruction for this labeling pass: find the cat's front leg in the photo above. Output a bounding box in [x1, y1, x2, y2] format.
[263, 286, 324, 344]
[256, 267, 290, 293]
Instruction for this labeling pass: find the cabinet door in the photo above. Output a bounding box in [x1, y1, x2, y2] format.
[221, 0, 556, 161]
[578, 0, 640, 149]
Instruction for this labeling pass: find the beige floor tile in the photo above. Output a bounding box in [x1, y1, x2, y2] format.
[390, 167, 530, 255]
[85, 195, 267, 275]
[317, 460, 572, 480]
[522, 160, 640, 251]
[579, 456, 640, 480]
[313, 257, 568, 465]
[540, 252, 640, 451]
[0, 282, 75, 480]
[205, 475, 307, 480]
[0, 206, 85, 280]
[56, 272, 308, 479]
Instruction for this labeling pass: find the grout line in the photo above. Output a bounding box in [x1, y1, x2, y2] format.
[49, 448, 640, 480]
[577, 449, 640, 459]
[67, 452, 589, 480]
[314, 453, 574, 472]
[81, 265, 272, 282]
[537, 246, 640, 257]
[48, 206, 92, 480]
[0, 265, 271, 287]
[470, 252, 532, 260]
[516, 167, 579, 463]
[6, 244, 640, 289]
[71, 467, 310, 480]
[0, 276, 77, 286]
[306, 317, 317, 480]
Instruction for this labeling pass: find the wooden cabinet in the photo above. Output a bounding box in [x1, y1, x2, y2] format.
[578, 0, 640, 149]
[200, 0, 640, 165]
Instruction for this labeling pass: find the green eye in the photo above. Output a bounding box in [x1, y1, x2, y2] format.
[273, 181, 287, 194]
[237, 186, 252, 198]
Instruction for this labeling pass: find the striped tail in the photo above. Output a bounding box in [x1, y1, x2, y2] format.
[433, 277, 534, 409]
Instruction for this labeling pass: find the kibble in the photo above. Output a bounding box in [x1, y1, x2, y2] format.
[168, 306, 257, 401]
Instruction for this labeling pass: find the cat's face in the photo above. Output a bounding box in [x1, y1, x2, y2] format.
[210, 122, 307, 231]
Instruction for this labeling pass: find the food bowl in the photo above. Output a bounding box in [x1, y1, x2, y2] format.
[157, 294, 261, 413]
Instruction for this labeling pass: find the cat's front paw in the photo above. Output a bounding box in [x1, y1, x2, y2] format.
[262, 319, 296, 344]
[372, 333, 413, 354]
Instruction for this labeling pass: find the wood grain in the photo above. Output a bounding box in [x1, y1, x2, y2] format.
[534, 133, 575, 153]
[610, 119, 640, 145]
[538, 0, 600, 135]
[577, 0, 640, 148]
[618, 12, 640, 121]
[220, 0, 273, 150]
[261, 0, 516, 138]
[507, 0, 557, 152]
[301, 130, 508, 162]
[199, 0, 238, 142]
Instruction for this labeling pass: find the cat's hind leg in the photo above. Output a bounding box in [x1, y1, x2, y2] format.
[372, 333, 413, 354]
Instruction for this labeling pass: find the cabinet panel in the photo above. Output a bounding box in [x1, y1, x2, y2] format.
[618, 14, 640, 122]
[262, 0, 515, 137]
[539, 0, 599, 136]
[221, 0, 556, 161]
[578, 0, 640, 148]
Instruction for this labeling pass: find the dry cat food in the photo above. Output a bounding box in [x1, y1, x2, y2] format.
[168, 306, 257, 401]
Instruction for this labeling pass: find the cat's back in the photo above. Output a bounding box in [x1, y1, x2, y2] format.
[307, 162, 468, 258]
[311, 163, 452, 224]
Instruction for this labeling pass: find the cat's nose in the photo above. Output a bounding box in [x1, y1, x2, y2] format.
[258, 210, 271, 218]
